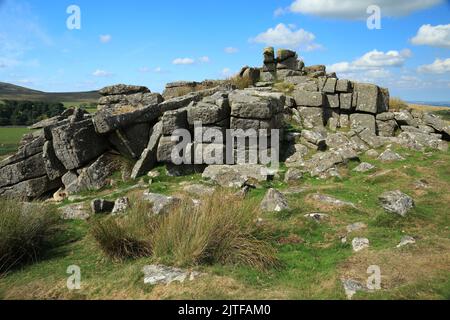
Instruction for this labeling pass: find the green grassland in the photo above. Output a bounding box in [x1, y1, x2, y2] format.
[0, 145, 449, 300]
[0, 127, 31, 158]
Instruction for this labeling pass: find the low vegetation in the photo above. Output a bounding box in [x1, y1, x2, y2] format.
[389, 97, 410, 111]
[226, 75, 254, 90]
[0, 200, 61, 274]
[0, 126, 31, 157]
[91, 191, 279, 271]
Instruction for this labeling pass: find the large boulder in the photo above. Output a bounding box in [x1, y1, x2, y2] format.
[229, 90, 285, 120]
[292, 90, 324, 107]
[43, 141, 67, 180]
[202, 164, 276, 188]
[0, 175, 61, 200]
[354, 83, 380, 114]
[108, 123, 151, 159]
[260, 188, 290, 212]
[99, 84, 150, 96]
[187, 93, 230, 125]
[0, 152, 47, 188]
[350, 114, 376, 135]
[52, 119, 109, 170]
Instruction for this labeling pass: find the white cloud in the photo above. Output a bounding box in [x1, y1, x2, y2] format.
[172, 58, 195, 65]
[99, 34, 112, 43]
[289, 0, 442, 19]
[274, 7, 287, 17]
[92, 69, 113, 77]
[224, 47, 239, 54]
[250, 23, 321, 51]
[199, 56, 210, 63]
[418, 58, 450, 74]
[328, 49, 412, 73]
[411, 24, 450, 48]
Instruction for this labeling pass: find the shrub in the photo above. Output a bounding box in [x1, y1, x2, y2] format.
[0, 200, 61, 273]
[151, 191, 279, 270]
[390, 97, 410, 111]
[90, 199, 153, 261]
[273, 81, 295, 94]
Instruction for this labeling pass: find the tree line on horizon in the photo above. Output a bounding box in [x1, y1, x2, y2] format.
[0, 100, 65, 126]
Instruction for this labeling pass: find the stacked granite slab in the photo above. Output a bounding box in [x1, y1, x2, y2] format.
[261, 48, 305, 82]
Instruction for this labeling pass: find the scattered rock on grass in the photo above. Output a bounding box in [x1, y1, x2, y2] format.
[91, 198, 115, 214]
[261, 188, 290, 212]
[142, 265, 203, 285]
[353, 162, 375, 173]
[112, 197, 130, 215]
[143, 192, 181, 215]
[304, 213, 329, 221]
[284, 168, 303, 182]
[377, 149, 405, 162]
[396, 235, 416, 248]
[311, 194, 356, 209]
[341, 279, 367, 300]
[346, 222, 367, 233]
[379, 190, 414, 217]
[183, 184, 216, 197]
[60, 203, 90, 220]
[352, 237, 369, 252]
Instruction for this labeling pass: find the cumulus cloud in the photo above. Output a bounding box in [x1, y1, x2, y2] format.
[250, 23, 321, 51]
[289, 0, 442, 19]
[92, 69, 113, 77]
[418, 58, 450, 74]
[172, 58, 195, 65]
[99, 34, 112, 43]
[198, 56, 210, 63]
[411, 24, 450, 48]
[224, 47, 239, 54]
[328, 49, 412, 73]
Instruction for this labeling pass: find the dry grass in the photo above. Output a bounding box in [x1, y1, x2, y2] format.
[151, 191, 279, 270]
[0, 200, 61, 274]
[226, 75, 254, 90]
[389, 97, 410, 111]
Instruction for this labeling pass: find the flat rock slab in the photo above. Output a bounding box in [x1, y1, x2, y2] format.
[396, 235, 416, 248]
[60, 203, 90, 220]
[304, 213, 329, 221]
[142, 265, 203, 285]
[311, 194, 356, 209]
[352, 237, 370, 252]
[353, 162, 376, 173]
[202, 165, 276, 188]
[341, 279, 367, 300]
[143, 192, 181, 215]
[377, 149, 405, 162]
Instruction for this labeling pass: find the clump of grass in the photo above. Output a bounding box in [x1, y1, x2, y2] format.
[90, 199, 153, 261]
[390, 97, 410, 111]
[0, 200, 61, 274]
[273, 81, 295, 94]
[226, 75, 254, 90]
[90, 191, 279, 270]
[151, 191, 279, 270]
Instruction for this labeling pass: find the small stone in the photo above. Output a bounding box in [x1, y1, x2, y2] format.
[353, 162, 376, 173]
[284, 168, 303, 182]
[365, 149, 379, 158]
[311, 194, 356, 208]
[112, 197, 130, 215]
[346, 222, 367, 233]
[142, 265, 203, 285]
[396, 236, 416, 248]
[91, 199, 115, 214]
[342, 279, 367, 300]
[60, 203, 90, 220]
[352, 237, 370, 252]
[378, 149, 405, 162]
[304, 213, 329, 221]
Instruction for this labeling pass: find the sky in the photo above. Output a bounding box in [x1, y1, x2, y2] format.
[0, 0, 449, 102]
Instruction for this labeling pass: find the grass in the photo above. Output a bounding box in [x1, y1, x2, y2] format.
[0, 200, 62, 274]
[0, 144, 448, 299]
[389, 97, 409, 111]
[0, 126, 31, 157]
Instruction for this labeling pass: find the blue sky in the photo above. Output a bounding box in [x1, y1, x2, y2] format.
[0, 0, 449, 101]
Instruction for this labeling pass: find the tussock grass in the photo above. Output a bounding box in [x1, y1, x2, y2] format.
[389, 97, 409, 111]
[90, 198, 153, 261]
[151, 192, 279, 270]
[90, 191, 279, 270]
[0, 200, 61, 274]
[226, 75, 254, 90]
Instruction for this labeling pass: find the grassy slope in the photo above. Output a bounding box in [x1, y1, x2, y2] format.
[0, 145, 449, 300]
[0, 127, 30, 158]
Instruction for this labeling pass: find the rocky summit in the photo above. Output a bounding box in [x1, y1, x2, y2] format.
[1, 47, 449, 201]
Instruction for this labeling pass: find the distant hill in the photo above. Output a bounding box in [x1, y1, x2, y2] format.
[0, 82, 100, 103]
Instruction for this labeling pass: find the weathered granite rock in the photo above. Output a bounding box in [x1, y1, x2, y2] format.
[62, 153, 120, 194]
[0, 135, 45, 170]
[52, 119, 108, 170]
[43, 141, 67, 180]
[342, 279, 367, 300]
[396, 235, 416, 248]
[336, 79, 351, 93]
[261, 188, 290, 212]
[311, 194, 356, 208]
[229, 90, 285, 120]
[107, 197, 129, 215]
[0, 175, 61, 200]
[346, 222, 367, 233]
[91, 199, 115, 214]
[379, 190, 414, 216]
[323, 78, 337, 94]
[188, 99, 230, 125]
[162, 108, 188, 136]
[298, 107, 326, 128]
[143, 192, 181, 215]
[284, 168, 303, 182]
[156, 136, 183, 163]
[131, 122, 163, 179]
[377, 119, 398, 137]
[398, 131, 448, 152]
[142, 265, 202, 285]
[0, 152, 47, 188]
[352, 238, 370, 252]
[292, 90, 324, 107]
[304, 213, 329, 221]
[354, 83, 379, 114]
[377, 149, 405, 162]
[99, 84, 150, 96]
[109, 123, 151, 159]
[60, 203, 90, 220]
[394, 110, 418, 127]
[183, 184, 216, 197]
[353, 162, 376, 173]
[423, 113, 450, 136]
[202, 164, 275, 188]
[350, 114, 376, 135]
